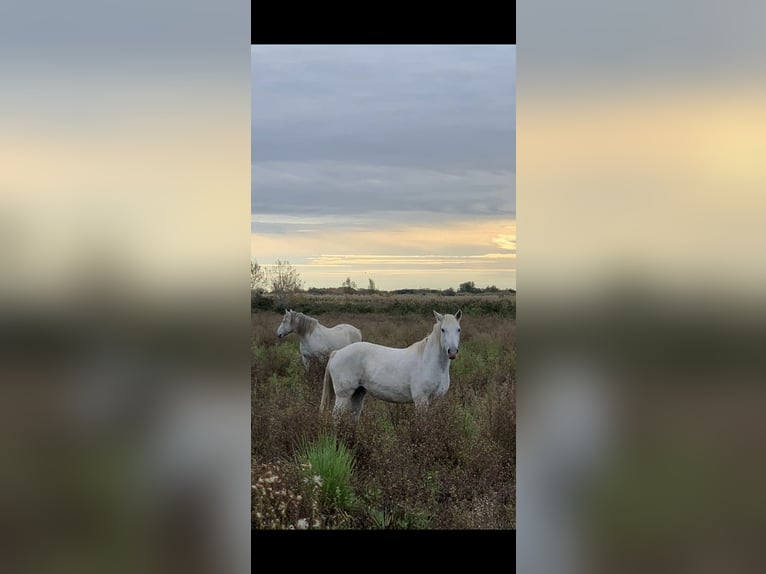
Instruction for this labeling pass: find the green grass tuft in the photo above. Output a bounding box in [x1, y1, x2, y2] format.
[296, 434, 357, 514]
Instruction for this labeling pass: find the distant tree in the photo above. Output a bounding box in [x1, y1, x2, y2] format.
[485, 285, 499, 293]
[268, 259, 303, 306]
[341, 277, 357, 294]
[250, 259, 267, 293]
[459, 281, 478, 293]
[368, 278, 377, 293]
[442, 287, 456, 296]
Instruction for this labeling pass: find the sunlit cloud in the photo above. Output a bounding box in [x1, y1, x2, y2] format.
[310, 253, 516, 266]
[252, 218, 516, 260]
[493, 238, 516, 252]
[251, 217, 516, 290]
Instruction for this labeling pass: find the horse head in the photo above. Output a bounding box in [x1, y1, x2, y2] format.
[433, 309, 462, 360]
[276, 309, 294, 338]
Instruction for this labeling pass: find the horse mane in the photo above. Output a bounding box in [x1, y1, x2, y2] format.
[293, 311, 318, 336]
[414, 322, 440, 357]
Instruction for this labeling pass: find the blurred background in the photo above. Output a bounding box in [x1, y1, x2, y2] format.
[0, 2, 250, 573]
[518, 1, 766, 572]
[3, 0, 766, 572]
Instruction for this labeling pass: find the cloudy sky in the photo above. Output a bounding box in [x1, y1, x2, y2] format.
[251, 45, 516, 290]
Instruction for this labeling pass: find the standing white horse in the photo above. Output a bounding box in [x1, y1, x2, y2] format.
[276, 309, 362, 371]
[320, 310, 462, 425]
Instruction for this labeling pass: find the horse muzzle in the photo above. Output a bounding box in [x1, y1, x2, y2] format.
[448, 349, 458, 360]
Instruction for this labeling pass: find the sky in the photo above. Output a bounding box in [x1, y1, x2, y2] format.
[251, 45, 516, 291]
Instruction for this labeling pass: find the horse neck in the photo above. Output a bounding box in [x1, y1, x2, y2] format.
[423, 323, 448, 368]
[294, 313, 318, 337]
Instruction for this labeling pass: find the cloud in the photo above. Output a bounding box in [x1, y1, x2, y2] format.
[252, 161, 515, 227]
[252, 218, 517, 265]
[492, 234, 517, 251]
[309, 253, 516, 266]
[251, 45, 515, 221]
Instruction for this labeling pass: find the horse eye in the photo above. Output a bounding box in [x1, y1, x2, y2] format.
[441, 328, 445, 333]
[458, 328, 461, 332]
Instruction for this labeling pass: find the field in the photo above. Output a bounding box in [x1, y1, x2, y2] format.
[251, 294, 515, 529]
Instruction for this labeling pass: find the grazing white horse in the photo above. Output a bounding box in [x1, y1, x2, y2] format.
[276, 309, 362, 371]
[320, 310, 462, 425]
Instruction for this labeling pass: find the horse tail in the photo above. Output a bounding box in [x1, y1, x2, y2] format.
[320, 351, 337, 413]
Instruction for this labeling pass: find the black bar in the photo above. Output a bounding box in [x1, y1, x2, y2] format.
[251, 3, 516, 45]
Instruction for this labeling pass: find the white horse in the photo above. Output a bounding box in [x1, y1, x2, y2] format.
[320, 310, 462, 425]
[276, 309, 362, 371]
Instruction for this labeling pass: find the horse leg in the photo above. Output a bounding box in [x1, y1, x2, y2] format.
[350, 387, 367, 428]
[413, 393, 430, 409]
[332, 396, 351, 423]
[301, 354, 310, 372]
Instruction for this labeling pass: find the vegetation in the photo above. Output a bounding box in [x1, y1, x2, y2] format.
[296, 434, 357, 515]
[458, 281, 504, 294]
[341, 277, 357, 294]
[252, 299, 515, 529]
[267, 259, 304, 307]
[250, 259, 267, 293]
[252, 291, 515, 317]
[251, 261, 514, 305]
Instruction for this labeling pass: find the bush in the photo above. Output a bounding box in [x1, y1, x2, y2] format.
[251, 292, 274, 312]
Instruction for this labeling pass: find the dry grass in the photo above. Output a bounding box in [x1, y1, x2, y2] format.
[252, 305, 515, 529]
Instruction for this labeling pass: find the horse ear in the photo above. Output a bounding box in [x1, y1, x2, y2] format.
[433, 310, 444, 322]
[455, 309, 462, 322]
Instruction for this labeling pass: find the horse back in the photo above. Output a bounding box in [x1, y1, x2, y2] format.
[331, 341, 413, 377]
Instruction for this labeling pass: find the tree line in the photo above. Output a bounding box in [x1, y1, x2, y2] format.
[251, 259, 515, 301]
